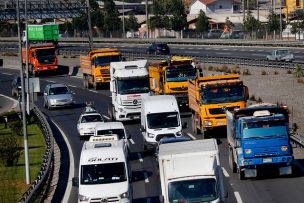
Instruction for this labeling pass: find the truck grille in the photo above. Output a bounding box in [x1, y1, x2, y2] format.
[122, 99, 142, 106]
[170, 87, 188, 91]
[100, 69, 110, 74]
[209, 106, 239, 115]
[38, 57, 55, 64]
[90, 196, 119, 202]
[126, 112, 141, 119]
[156, 133, 175, 142]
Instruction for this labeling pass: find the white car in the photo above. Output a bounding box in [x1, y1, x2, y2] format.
[94, 122, 130, 157]
[77, 111, 105, 139]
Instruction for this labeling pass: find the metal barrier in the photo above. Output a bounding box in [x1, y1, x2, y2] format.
[19, 105, 54, 203]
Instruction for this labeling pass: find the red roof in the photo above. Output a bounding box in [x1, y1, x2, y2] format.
[199, 0, 241, 5]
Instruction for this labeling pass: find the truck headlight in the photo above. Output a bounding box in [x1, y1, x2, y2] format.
[118, 107, 124, 112]
[281, 146, 288, 151]
[120, 191, 129, 199]
[245, 149, 252, 154]
[148, 133, 155, 138]
[78, 194, 89, 202]
[176, 131, 183, 136]
[204, 120, 212, 126]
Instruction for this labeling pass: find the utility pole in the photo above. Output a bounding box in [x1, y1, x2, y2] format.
[280, 0, 282, 40]
[23, 0, 31, 185]
[243, 0, 245, 22]
[145, 0, 149, 38]
[122, 0, 125, 38]
[257, 0, 259, 21]
[86, 0, 93, 51]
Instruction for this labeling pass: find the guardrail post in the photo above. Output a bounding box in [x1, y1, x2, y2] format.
[3, 116, 8, 128]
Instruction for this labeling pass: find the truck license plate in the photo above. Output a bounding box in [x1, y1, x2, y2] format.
[263, 158, 272, 163]
[216, 121, 224, 125]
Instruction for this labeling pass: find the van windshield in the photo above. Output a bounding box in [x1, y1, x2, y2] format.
[147, 112, 179, 129]
[168, 178, 218, 203]
[96, 129, 125, 139]
[81, 162, 126, 185]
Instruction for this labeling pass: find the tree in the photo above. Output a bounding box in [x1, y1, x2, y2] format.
[195, 10, 209, 38]
[103, 0, 121, 37]
[243, 14, 260, 38]
[125, 12, 139, 32]
[169, 0, 187, 37]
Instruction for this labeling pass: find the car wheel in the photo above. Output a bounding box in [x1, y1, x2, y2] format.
[47, 103, 52, 111]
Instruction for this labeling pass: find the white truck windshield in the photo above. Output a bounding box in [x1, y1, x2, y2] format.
[147, 112, 179, 129]
[117, 78, 150, 95]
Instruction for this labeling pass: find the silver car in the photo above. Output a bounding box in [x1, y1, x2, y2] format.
[43, 83, 75, 110]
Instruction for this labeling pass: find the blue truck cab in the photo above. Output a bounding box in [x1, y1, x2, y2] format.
[226, 103, 294, 179]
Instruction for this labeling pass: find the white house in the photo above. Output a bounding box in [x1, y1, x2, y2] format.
[189, 0, 241, 15]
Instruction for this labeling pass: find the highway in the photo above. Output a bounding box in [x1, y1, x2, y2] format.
[1, 58, 304, 203]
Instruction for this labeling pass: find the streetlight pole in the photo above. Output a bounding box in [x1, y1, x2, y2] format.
[23, 0, 31, 185]
[257, 0, 259, 21]
[280, 0, 282, 40]
[122, 0, 125, 38]
[145, 0, 149, 38]
[86, 0, 93, 51]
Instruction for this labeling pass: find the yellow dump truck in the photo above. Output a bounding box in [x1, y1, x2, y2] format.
[80, 48, 122, 89]
[188, 74, 249, 138]
[149, 56, 201, 107]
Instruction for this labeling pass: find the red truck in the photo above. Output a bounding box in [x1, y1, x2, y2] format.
[22, 44, 58, 76]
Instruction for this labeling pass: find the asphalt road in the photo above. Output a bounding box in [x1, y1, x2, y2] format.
[1, 64, 304, 203]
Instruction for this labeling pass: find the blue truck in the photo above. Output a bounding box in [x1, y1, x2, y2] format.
[226, 103, 294, 179]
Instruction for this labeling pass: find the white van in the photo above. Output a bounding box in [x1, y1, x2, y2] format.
[74, 135, 132, 203]
[140, 95, 187, 151]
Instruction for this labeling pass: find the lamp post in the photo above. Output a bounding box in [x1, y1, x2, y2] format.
[145, 0, 149, 38]
[122, 0, 125, 38]
[86, 0, 93, 51]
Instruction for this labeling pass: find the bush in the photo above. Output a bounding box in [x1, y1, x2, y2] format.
[242, 69, 251, 75]
[208, 66, 214, 71]
[257, 97, 263, 103]
[274, 70, 279, 75]
[221, 65, 229, 73]
[297, 78, 304, 84]
[8, 121, 23, 136]
[249, 94, 256, 101]
[261, 70, 267, 75]
[287, 69, 292, 74]
[294, 64, 303, 78]
[0, 134, 21, 166]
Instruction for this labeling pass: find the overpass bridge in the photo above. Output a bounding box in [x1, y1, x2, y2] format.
[0, 0, 86, 20]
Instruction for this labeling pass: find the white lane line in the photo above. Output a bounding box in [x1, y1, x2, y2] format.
[187, 51, 200, 54]
[45, 80, 55, 83]
[222, 167, 230, 177]
[129, 138, 135, 145]
[249, 50, 255, 51]
[234, 191, 243, 203]
[103, 115, 110, 120]
[144, 172, 149, 183]
[138, 153, 143, 162]
[1, 73, 13, 75]
[258, 50, 264, 52]
[222, 49, 228, 51]
[88, 90, 98, 93]
[68, 85, 77, 88]
[217, 52, 230, 55]
[251, 54, 265, 56]
[51, 120, 75, 203]
[186, 132, 196, 140]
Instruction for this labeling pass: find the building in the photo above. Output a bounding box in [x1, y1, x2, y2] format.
[189, 0, 241, 15]
[282, 0, 304, 19]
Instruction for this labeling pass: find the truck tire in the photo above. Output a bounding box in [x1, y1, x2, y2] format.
[83, 76, 88, 89]
[191, 113, 197, 135]
[108, 105, 115, 121]
[229, 148, 237, 173]
[238, 167, 244, 180]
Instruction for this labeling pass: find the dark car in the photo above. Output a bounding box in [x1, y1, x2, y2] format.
[155, 136, 192, 161]
[207, 29, 223, 39]
[230, 30, 245, 39]
[11, 75, 21, 97]
[146, 43, 170, 55]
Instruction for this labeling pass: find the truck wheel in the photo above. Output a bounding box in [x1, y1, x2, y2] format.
[229, 148, 237, 173]
[108, 105, 115, 121]
[191, 113, 197, 135]
[238, 167, 245, 180]
[93, 82, 98, 90]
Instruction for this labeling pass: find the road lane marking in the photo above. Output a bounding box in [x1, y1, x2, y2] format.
[144, 172, 149, 183]
[88, 90, 98, 93]
[186, 132, 196, 140]
[68, 85, 77, 88]
[1, 73, 13, 75]
[138, 153, 143, 162]
[45, 80, 55, 83]
[129, 138, 135, 144]
[234, 191, 243, 203]
[217, 52, 230, 55]
[222, 167, 230, 177]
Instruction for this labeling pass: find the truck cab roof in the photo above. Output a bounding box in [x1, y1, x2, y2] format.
[110, 60, 148, 78]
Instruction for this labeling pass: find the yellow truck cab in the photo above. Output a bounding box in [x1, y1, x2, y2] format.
[149, 56, 200, 108]
[80, 48, 122, 90]
[188, 74, 249, 138]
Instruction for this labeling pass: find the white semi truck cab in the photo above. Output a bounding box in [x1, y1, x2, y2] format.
[158, 139, 227, 203]
[109, 60, 150, 121]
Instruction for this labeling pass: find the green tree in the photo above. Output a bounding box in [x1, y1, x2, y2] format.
[103, 0, 121, 37]
[267, 10, 280, 33]
[125, 12, 139, 32]
[243, 14, 260, 38]
[169, 0, 187, 37]
[195, 10, 209, 38]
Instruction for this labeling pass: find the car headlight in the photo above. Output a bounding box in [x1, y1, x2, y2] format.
[148, 133, 155, 138]
[245, 149, 252, 154]
[120, 191, 129, 199]
[203, 120, 212, 126]
[281, 146, 288, 151]
[78, 194, 89, 202]
[49, 99, 56, 104]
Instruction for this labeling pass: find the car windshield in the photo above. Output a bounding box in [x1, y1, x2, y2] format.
[168, 178, 218, 203]
[95, 55, 122, 66]
[166, 65, 197, 82]
[117, 78, 150, 95]
[157, 44, 169, 49]
[81, 115, 103, 123]
[278, 50, 288, 54]
[147, 112, 179, 129]
[81, 162, 126, 185]
[201, 85, 244, 104]
[96, 129, 125, 140]
[242, 119, 288, 139]
[49, 86, 70, 95]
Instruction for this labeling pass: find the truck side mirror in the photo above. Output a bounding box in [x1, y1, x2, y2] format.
[182, 122, 188, 129]
[127, 134, 131, 139]
[244, 86, 249, 100]
[44, 92, 48, 96]
[152, 78, 157, 90]
[72, 177, 79, 187]
[140, 125, 145, 132]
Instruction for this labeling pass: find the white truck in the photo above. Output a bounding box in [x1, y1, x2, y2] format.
[74, 135, 132, 203]
[109, 60, 151, 121]
[158, 139, 227, 203]
[140, 95, 187, 151]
